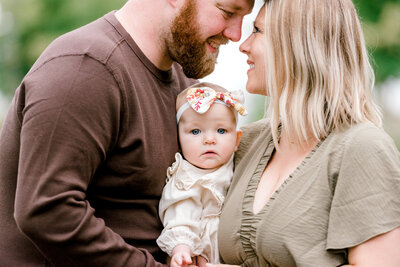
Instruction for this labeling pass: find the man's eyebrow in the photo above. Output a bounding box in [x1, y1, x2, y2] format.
[219, 1, 250, 12]
[230, 5, 244, 11]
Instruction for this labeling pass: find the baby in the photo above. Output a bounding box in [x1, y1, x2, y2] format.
[156, 82, 247, 266]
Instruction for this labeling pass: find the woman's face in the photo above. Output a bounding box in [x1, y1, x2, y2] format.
[239, 5, 267, 95]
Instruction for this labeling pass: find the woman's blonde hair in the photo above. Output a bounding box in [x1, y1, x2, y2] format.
[263, 0, 382, 146]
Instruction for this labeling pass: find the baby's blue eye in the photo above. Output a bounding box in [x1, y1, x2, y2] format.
[217, 128, 226, 134]
[191, 129, 201, 135]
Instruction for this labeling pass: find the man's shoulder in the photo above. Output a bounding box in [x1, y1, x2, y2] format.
[33, 12, 124, 70]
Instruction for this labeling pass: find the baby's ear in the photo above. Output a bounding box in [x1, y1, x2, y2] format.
[234, 130, 243, 152]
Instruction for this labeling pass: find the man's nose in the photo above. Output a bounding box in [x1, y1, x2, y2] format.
[223, 17, 243, 42]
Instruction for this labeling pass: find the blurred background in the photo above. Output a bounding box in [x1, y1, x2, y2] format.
[0, 0, 399, 147]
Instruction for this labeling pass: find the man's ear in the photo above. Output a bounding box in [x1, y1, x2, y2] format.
[234, 130, 242, 152]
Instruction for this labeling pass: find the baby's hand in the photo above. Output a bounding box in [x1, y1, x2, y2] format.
[171, 244, 193, 267]
[170, 251, 192, 267]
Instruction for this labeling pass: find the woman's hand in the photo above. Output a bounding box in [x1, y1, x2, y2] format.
[192, 255, 207, 267]
[196, 256, 207, 267]
[205, 264, 240, 267]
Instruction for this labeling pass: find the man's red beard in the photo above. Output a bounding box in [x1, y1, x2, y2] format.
[167, 0, 228, 78]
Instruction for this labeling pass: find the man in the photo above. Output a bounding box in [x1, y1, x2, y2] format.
[0, 0, 254, 266]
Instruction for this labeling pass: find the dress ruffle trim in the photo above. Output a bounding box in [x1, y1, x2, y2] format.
[239, 135, 323, 260]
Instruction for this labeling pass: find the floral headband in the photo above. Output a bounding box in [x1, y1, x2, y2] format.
[176, 87, 248, 123]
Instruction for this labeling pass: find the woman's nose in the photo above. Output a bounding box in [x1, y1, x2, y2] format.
[239, 35, 251, 54]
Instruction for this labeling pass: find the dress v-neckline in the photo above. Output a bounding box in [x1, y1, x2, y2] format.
[249, 138, 322, 217]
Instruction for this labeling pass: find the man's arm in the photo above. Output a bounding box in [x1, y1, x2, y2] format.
[13, 56, 166, 267]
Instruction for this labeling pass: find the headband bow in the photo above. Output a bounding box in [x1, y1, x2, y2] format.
[186, 87, 248, 116]
[176, 87, 248, 123]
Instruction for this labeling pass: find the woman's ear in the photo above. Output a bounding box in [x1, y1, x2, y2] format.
[234, 130, 243, 152]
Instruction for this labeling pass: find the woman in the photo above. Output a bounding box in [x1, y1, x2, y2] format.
[208, 0, 400, 266]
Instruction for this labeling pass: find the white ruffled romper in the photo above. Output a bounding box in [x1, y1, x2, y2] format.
[157, 152, 233, 263]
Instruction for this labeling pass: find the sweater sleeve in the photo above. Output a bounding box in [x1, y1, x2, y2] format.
[13, 56, 166, 267]
[326, 125, 400, 250]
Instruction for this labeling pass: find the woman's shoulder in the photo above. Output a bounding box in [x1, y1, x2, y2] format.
[329, 122, 397, 152]
[239, 118, 270, 147]
[235, 118, 270, 164]
[320, 122, 399, 174]
[240, 118, 269, 136]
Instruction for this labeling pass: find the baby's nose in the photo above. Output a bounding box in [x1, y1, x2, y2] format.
[203, 134, 216, 144]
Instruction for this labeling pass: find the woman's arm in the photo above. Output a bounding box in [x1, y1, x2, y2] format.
[342, 227, 400, 267]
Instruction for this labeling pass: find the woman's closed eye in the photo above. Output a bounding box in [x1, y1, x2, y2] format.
[252, 25, 261, 34]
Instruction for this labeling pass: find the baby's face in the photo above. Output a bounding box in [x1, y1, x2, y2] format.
[178, 104, 241, 169]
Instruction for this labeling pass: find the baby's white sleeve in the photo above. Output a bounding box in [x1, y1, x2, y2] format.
[157, 175, 203, 257]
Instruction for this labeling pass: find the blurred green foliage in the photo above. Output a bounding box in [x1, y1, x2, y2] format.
[0, 0, 399, 146]
[0, 0, 125, 95]
[353, 0, 400, 82]
[1, 0, 400, 95]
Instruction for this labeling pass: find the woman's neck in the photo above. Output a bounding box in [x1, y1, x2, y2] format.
[278, 129, 319, 153]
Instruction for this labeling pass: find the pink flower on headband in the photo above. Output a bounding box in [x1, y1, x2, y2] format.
[186, 87, 247, 116]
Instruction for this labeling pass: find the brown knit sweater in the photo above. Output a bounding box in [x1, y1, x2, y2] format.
[0, 11, 195, 266]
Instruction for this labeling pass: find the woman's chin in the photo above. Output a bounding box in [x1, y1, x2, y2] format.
[245, 83, 267, 96]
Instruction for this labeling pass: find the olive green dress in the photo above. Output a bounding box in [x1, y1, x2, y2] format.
[218, 119, 400, 266]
